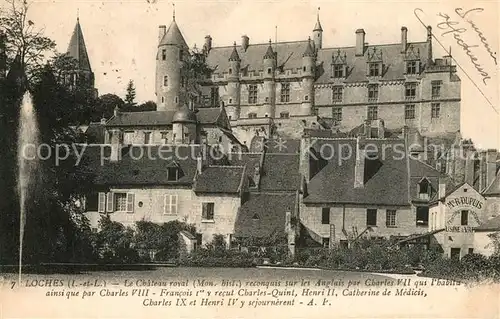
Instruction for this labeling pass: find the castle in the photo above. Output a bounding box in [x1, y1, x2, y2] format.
[11, 10, 498, 259]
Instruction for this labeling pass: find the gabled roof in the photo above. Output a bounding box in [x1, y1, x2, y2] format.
[67, 18, 92, 71]
[234, 193, 296, 238]
[194, 166, 246, 194]
[159, 20, 188, 47]
[105, 108, 224, 127]
[263, 41, 275, 60]
[303, 39, 315, 57]
[483, 171, 500, 196]
[303, 138, 442, 205]
[229, 43, 241, 62]
[476, 215, 500, 231]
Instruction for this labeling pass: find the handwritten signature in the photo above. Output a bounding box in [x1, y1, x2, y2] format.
[435, 8, 496, 85]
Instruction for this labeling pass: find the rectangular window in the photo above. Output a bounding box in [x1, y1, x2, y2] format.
[323, 238, 330, 248]
[280, 112, 290, 119]
[332, 107, 342, 122]
[248, 85, 258, 104]
[405, 82, 417, 99]
[85, 193, 99, 211]
[144, 132, 151, 144]
[180, 76, 185, 88]
[368, 84, 378, 102]
[405, 104, 415, 119]
[431, 80, 442, 98]
[210, 87, 219, 107]
[160, 132, 168, 142]
[248, 113, 257, 119]
[332, 86, 343, 103]
[333, 64, 344, 78]
[163, 76, 168, 87]
[468, 248, 474, 254]
[114, 193, 127, 212]
[162, 49, 166, 60]
[416, 206, 429, 226]
[167, 167, 179, 181]
[406, 61, 418, 74]
[450, 248, 461, 260]
[164, 194, 178, 215]
[202, 202, 215, 221]
[386, 210, 397, 227]
[366, 209, 377, 226]
[321, 207, 330, 225]
[280, 83, 290, 102]
[367, 106, 378, 120]
[369, 63, 380, 77]
[431, 103, 440, 118]
[461, 210, 469, 226]
[123, 131, 134, 144]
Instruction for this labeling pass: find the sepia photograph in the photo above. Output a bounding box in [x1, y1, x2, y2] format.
[0, 0, 499, 318]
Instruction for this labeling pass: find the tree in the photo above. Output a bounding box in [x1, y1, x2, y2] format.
[95, 93, 124, 120]
[182, 47, 214, 105]
[124, 79, 136, 108]
[136, 100, 156, 112]
[0, 0, 56, 80]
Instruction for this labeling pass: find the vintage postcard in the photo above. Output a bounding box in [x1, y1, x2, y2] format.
[0, 0, 499, 318]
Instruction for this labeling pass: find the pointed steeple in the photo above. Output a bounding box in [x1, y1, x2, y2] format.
[263, 39, 275, 59]
[159, 18, 188, 47]
[229, 41, 240, 61]
[303, 37, 315, 57]
[313, 7, 322, 31]
[67, 17, 92, 72]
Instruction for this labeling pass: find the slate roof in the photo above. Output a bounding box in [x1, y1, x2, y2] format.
[207, 40, 310, 74]
[483, 171, 500, 196]
[106, 108, 223, 127]
[476, 215, 500, 231]
[206, 34, 431, 83]
[260, 154, 301, 192]
[67, 18, 92, 71]
[316, 41, 430, 83]
[82, 144, 201, 186]
[303, 138, 442, 205]
[194, 166, 245, 194]
[234, 193, 296, 238]
[159, 20, 188, 48]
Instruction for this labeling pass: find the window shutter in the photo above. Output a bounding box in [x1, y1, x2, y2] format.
[172, 195, 178, 215]
[202, 202, 207, 219]
[163, 194, 167, 214]
[98, 192, 106, 213]
[126, 193, 135, 213]
[416, 61, 420, 74]
[106, 192, 114, 212]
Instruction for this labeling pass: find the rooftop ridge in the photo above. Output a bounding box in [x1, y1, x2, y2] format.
[210, 39, 309, 50]
[320, 41, 428, 51]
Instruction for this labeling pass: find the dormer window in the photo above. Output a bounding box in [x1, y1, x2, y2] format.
[228, 68, 232, 74]
[167, 167, 179, 181]
[368, 63, 381, 77]
[332, 64, 345, 78]
[418, 178, 431, 200]
[368, 84, 378, 102]
[267, 68, 272, 74]
[406, 60, 418, 74]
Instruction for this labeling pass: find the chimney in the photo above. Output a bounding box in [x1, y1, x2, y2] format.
[355, 29, 365, 56]
[438, 180, 446, 198]
[486, 149, 498, 189]
[114, 105, 120, 117]
[100, 117, 107, 125]
[204, 35, 212, 53]
[401, 26, 408, 53]
[377, 119, 385, 138]
[110, 129, 122, 162]
[158, 25, 166, 43]
[354, 136, 365, 188]
[363, 119, 372, 138]
[427, 26, 433, 64]
[300, 134, 311, 181]
[464, 149, 475, 186]
[241, 35, 249, 51]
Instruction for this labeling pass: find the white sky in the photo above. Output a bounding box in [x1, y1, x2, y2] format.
[7, 0, 500, 148]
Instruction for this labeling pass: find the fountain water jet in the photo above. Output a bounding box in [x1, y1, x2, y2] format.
[17, 91, 39, 284]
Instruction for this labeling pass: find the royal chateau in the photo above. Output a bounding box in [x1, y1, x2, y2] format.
[55, 11, 500, 259]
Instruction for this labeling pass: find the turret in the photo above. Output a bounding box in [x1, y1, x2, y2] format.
[228, 42, 241, 120]
[312, 7, 323, 50]
[155, 13, 189, 111]
[262, 40, 276, 118]
[300, 38, 315, 115]
[172, 104, 198, 144]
